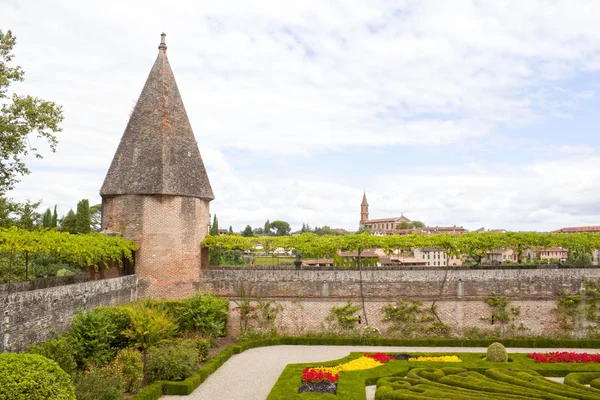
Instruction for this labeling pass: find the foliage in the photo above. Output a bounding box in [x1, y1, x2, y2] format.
[177, 292, 228, 337]
[69, 306, 132, 367]
[553, 280, 600, 335]
[26, 336, 77, 376]
[0, 353, 75, 400]
[483, 292, 522, 336]
[232, 284, 257, 335]
[486, 342, 508, 362]
[382, 299, 450, 337]
[74, 365, 124, 400]
[203, 231, 600, 266]
[0, 29, 63, 193]
[269, 220, 291, 236]
[0, 227, 136, 269]
[324, 301, 362, 333]
[146, 340, 199, 382]
[90, 203, 102, 232]
[122, 306, 177, 350]
[75, 199, 91, 234]
[111, 348, 144, 393]
[60, 209, 76, 234]
[241, 224, 253, 237]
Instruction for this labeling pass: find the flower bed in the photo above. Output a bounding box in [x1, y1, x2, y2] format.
[408, 355, 462, 362]
[528, 352, 600, 363]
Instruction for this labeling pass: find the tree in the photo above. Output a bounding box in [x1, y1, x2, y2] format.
[397, 221, 412, 229]
[41, 207, 52, 228]
[51, 205, 58, 228]
[75, 199, 91, 234]
[241, 225, 253, 237]
[269, 220, 291, 236]
[228, 225, 233, 234]
[253, 227, 264, 235]
[89, 203, 101, 232]
[411, 220, 425, 228]
[15, 199, 41, 230]
[209, 215, 219, 236]
[301, 223, 312, 233]
[264, 220, 271, 235]
[60, 209, 76, 233]
[0, 30, 63, 193]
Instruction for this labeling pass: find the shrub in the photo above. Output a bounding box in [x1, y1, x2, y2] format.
[195, 337, 211, 361]
[486, 342, 508, 362]
[146, 340, 199, 382]
[0, 353, 75, 400]
[69, 306, 132, 367]
[112, 348, 144, 393]
[122, 306, 177, 350]
[27, 336, 77, 376]
[74, 365, 124, 400]
[178, 292, 228, 337]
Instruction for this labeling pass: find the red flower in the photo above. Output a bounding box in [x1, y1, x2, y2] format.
[364, 352, 394, 363]
[301, 368, 339, 384]
[527, 352, 600, 363]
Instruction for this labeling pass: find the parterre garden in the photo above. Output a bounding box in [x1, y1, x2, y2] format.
[268, 343, 600, 400]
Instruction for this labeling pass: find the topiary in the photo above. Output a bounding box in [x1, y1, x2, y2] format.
[0, 353, 76, 400]
[486, 342, 508, 362]
[26, 337, 77, 376]
[145, 340, 199, 382]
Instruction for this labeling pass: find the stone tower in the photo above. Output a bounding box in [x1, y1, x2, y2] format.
[100, 33, 214, 299]
[360, 192, 369, 224]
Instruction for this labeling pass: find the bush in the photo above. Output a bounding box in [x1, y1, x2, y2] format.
[122, 306, 177, 350]
[69, 306, 132, 367]
[177, 292, 228, 337]
[146, 340, 199, 382]
[112, 348, 144, 393]
[486, 342, 508, 362]
[195, 337, 211, 361]
[74, 365, 124, 400]
[0, 353, 75, 400]
[26, 337, 77, 376]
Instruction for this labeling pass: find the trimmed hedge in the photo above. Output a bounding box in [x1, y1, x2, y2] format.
[0, 353, 76, 400]
[131, 336, 600, 400]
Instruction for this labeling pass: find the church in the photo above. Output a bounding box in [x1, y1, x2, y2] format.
[359, 192, 410, 234]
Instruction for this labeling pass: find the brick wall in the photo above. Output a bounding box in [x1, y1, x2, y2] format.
[103, 194, 210, 299]
[203, 267, 600, 336]
[1, 275, 137, 352]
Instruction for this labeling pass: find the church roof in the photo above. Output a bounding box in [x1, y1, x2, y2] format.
[100, 33, 214, 200]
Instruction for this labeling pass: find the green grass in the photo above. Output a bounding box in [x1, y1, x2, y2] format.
[267, 352, 600, 400]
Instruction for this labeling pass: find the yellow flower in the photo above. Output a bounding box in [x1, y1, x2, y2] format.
[308, 356, 384, 375]
[407, 355, 462, 363]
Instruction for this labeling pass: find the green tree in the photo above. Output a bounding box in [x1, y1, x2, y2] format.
[75, 199, 91, 234]
[228, 225, 233, 234]
[0, 30, 63, 193]
[397, 221, 412, 229]
[269, 220, 291, 236]
[41, 207, 53, 228]
[89, 203, 101, 232]
[16, 199, 41, 230]
[51, 205, 58, 228]
[60, 209, 77, 234]
[209, 215, 219, 236]
[264, 220, 271, 235]
[411, 220, 425, 228]
[241, 225, 253, 237]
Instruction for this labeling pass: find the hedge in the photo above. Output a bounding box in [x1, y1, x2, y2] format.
[131, 336, 600, 400]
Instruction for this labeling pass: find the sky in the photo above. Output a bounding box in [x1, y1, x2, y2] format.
[3, 0, 600, 232]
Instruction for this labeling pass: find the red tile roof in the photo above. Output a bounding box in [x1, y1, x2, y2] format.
[554, 226, 600, 233]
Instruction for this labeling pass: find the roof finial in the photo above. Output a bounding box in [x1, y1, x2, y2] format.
[158, 32, 167, 51]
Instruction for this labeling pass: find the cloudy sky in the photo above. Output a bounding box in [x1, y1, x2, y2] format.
[4, 0, 600, 232]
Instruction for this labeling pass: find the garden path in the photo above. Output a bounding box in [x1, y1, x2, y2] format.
[160, 345, 598, 400]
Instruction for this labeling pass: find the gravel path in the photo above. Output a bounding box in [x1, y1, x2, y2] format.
[161, 345, 600, 400]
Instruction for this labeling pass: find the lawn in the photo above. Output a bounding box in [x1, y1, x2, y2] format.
[267, 352, 600, 400]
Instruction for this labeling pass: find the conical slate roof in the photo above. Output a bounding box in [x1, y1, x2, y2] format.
[100, 33, 214, 200]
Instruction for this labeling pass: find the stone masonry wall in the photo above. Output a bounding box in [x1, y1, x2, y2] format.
[202, 267, 600, 336]
[103, 194, 210, 299]
[0, 275, 137, 352]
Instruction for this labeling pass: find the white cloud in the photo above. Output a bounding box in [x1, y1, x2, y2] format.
[5, 0, 600, 231]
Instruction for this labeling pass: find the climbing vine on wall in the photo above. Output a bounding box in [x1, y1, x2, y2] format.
[482, 292, 522, 336]
[323, 301, 362, 334]
[553, 280, 600, 334]
[381, 299, 450, 337]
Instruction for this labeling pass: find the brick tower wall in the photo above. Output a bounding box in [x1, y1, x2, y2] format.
[102, 194, 210, 299]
